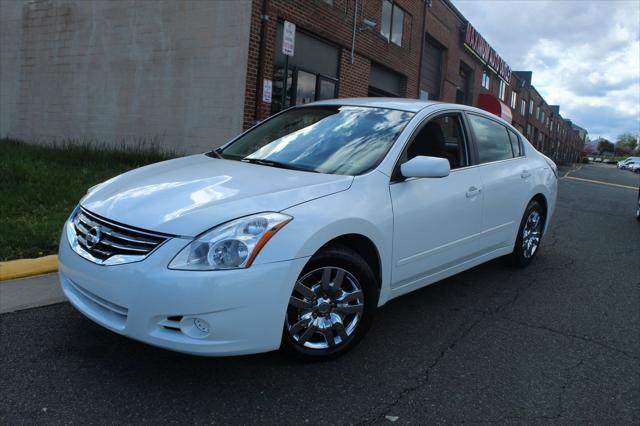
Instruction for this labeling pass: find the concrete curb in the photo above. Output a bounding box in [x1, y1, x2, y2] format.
[0, 255, 58, 281]
[0, 273, 65, 313]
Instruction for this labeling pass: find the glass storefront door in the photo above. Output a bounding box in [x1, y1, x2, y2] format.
[271, 23, 340, 114]
[295, 70, 316, 105]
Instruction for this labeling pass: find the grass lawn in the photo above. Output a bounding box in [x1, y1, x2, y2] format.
[0, 139, 174, 261]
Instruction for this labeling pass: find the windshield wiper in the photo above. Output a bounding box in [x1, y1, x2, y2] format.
[241, 158, 318, 173]
[206, 148, 224, 159]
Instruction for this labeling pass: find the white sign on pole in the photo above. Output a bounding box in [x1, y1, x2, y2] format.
[282, 21, 296, 56]
[262, 79, 272, 103]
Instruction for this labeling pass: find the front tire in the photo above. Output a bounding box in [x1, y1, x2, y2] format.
[509, 200, 545, 268]
[281, 245, 378, 361]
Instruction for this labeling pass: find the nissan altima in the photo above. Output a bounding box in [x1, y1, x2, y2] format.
[58, 98, 558, 360]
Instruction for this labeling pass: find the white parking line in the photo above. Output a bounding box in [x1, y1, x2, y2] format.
[561, 164, 583, 178]
[563, 175, 638, 191]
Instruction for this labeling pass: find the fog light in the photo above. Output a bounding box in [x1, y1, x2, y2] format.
[194, 318, 210, 333]
[179, 317, 211, 339]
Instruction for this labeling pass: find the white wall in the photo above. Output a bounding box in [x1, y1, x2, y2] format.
[0, 0, 252, 153]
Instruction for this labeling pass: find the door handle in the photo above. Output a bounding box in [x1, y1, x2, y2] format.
[521, 170, 532, 179]
[466, 186, 481, 198]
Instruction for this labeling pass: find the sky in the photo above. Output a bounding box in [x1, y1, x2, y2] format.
[452, 0, 640, 142]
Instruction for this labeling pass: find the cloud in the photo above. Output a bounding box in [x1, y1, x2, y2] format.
[452, 0, 640, 140]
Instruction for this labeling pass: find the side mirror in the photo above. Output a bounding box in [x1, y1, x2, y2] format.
[400, 156, 450, 179]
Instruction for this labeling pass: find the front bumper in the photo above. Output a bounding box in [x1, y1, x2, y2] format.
[58, 221, 309, 356]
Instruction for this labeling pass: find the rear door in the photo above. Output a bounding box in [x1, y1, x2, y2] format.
[465, 113, 531, 253]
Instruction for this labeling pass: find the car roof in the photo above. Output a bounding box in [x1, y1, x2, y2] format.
[308, 97, 503, 118]
[309, 97, 441, 112]
[307, 97, 524, 133]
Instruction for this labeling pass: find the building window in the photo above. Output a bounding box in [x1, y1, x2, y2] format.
[482, 71, 491, 90]
[510, 91, 517, 109]
[322, 0, 334, 5]
[536, 106, 540, 121]
[529, 99, 534, 115]
[520, 99, 526, 115]
[541, 111, 545, 123]
[498, 80, 506, 101]
[272, 24, 339, 113]
[369, 62, 405, 97]
[527, 124, 533, 137]
[456, 61, 474, 106]
[381, 0, 405, 46]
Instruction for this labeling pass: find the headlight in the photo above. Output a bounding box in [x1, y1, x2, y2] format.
[168, 212, 292, 270]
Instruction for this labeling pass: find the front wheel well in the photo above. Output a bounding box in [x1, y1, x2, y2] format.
[530, 193, 548, 229]
[530, 193, 548, 218]
[317, 234, 382, 291]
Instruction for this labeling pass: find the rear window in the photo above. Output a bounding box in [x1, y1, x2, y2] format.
[507, 129, 523, 157]
[467, 114, 514, 164]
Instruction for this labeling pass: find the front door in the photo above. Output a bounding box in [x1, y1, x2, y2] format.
[389, 113, 483, 293]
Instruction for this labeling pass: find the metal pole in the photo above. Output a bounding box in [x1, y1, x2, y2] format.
[254, 0, 270, 124]
[282, 54, 289, 109]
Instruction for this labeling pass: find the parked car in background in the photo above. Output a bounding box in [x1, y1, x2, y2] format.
[58, 98, 558, 360]
[637, 187, 640, 222]
[618, 157, 640, 169]
[594, 157, 603, 163]
[627, 162, 640, 174]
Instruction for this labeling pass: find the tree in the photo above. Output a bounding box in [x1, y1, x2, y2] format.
[614, 141, 633, 156]
[597, 139, 614, 154]
[616, 132, 639, 152]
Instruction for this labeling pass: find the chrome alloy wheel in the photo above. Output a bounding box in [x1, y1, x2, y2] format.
[522, 210, 542, 259]
[286, 267, 364, 350]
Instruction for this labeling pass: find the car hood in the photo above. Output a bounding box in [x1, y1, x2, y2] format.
[81, 154, 353, 236]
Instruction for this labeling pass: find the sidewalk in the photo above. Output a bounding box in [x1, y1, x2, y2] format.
[0, 273, 65, 314]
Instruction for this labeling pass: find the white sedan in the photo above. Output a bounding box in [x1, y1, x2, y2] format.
[58, 98, 558, 360]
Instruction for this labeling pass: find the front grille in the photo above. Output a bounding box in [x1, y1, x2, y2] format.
[71, 207, 170, 263]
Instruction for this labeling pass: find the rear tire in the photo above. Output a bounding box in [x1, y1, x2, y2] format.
[281, 245, 378, 361]
[508, 200, 545, 268]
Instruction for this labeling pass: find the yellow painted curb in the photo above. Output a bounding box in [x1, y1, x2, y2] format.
[0, 255, 58, 281]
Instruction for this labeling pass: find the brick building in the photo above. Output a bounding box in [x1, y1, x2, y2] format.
[243, 0, 425, 129]
[0, 0, 585, 162]
[243, 0, 585, 163]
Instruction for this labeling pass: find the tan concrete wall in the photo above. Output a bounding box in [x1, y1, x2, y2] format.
[0, 0, 252, 153]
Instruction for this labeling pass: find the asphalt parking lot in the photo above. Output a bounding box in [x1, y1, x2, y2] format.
[1, 164, 638, 424]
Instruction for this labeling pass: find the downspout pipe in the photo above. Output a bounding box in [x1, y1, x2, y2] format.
[350, 0, 358, 64]
[416, 0, 429, 98]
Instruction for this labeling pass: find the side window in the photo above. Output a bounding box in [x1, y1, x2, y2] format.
[507, 129, 523, 157]
[405, 114, 468, 169]
[467, 114, 514, 164]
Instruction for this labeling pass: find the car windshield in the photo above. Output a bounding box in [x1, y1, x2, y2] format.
[218, 105, 414, 175]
